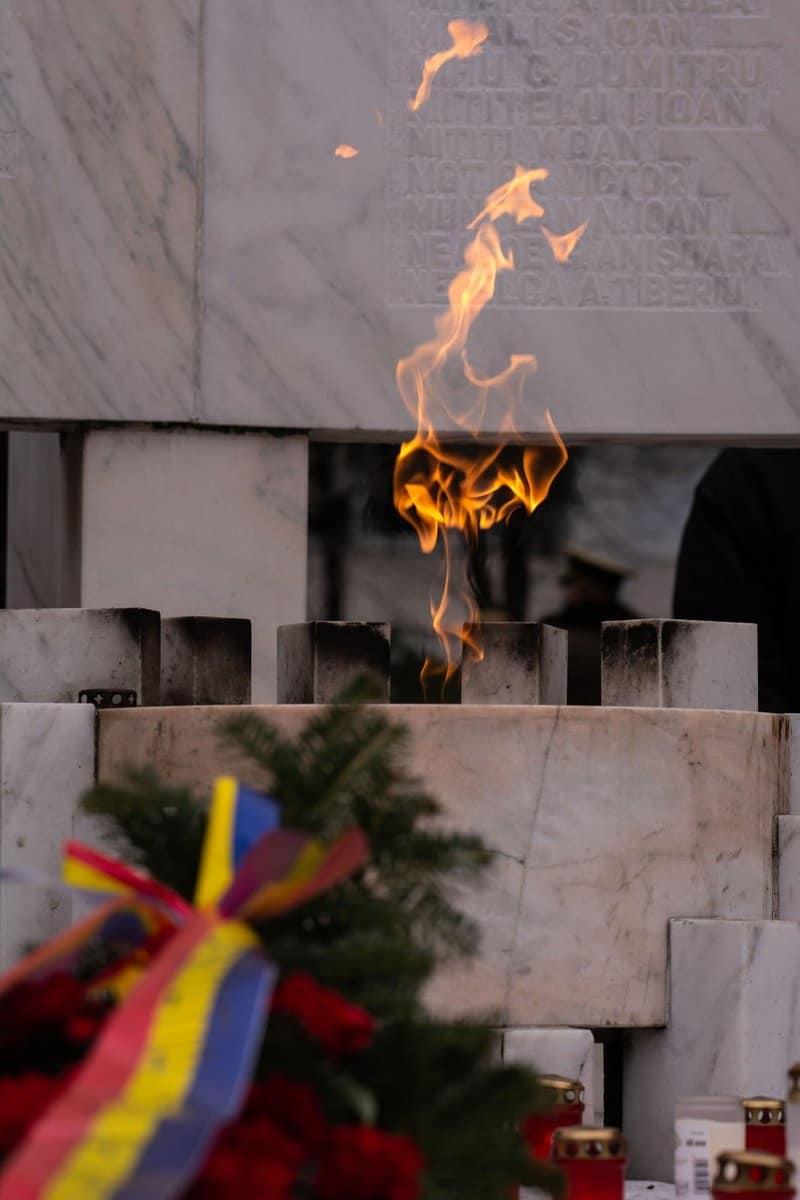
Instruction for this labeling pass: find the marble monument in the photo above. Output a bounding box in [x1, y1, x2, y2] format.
[0, 2, 797, 437]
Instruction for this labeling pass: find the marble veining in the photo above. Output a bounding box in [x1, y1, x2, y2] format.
[201, 0, 800, 436]
[0, 2, 200, 422]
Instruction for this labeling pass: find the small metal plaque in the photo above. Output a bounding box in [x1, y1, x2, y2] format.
[78, 689, 138, 710]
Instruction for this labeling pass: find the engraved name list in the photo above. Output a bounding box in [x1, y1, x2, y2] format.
[387, 0, 789, 311]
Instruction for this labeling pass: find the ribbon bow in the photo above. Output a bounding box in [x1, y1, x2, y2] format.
[0, 778, 368, 1200]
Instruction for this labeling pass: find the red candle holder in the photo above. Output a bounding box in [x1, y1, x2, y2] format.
[551, 1126, 626, 1200]
[523, 1075, 585, 1161]
[712, 1150, 795, 1199]
[743, 1099, 786, 1158]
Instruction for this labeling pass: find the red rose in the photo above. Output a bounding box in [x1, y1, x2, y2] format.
[272, 974, 374, 1057]
[0, 974, 87, 1043]
[246, 1076, 329, 1153]
[0, 1073, 71, 1155]
[189, 1117, 304, 1200]
[313, 1126, 425, 1200]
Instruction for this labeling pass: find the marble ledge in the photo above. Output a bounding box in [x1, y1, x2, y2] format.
[97, 703, 787, 1027]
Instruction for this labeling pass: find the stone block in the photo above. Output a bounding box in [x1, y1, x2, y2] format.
[78, 429, 307, 703]
[601, 620, 758, 711]
[97, 704, 786, 1027]
[0, 704, 95, 966]
[624, 1188, 674, 1200]
[625, 919, 800, 1183]
[778, 815, 800, 919]
[787, 716, 800, 814]
[524, 1187, 674, 1200]
[461, 624, 567, 706]
[277, 622, 390, 704]
[202, 0, 800, 439]
[503, 1027, 596, 1122]
[161, 617, 252, 706]
[0, 609, 161, 705]
[0, 2, 199, 422]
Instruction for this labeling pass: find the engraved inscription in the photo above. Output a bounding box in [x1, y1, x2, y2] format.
[0, 130, 20, 179]
[387, 0, 788, 311]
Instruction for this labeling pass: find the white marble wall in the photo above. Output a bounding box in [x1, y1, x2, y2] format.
[199, 0, 800, 438]
[0, 2, 200, 423]
[97, 703, 786, 1027]
[0, 704, 95, 966]
[78, 430, 308, 703]
[0, 2, 798, 437]
[625, 919, 800, 1183]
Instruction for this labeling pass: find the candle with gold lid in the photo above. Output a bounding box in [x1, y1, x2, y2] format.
[551, 1126, 626, 1200]
[523, 1074, 585, 1161]
[787, 1065, 800, 1172]
[743, 1099, 786, 1158]
[712, 1150, 795, 1199]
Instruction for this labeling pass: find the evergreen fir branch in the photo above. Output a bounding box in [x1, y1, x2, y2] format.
[78, 697, 558, 1200]
[81, 768, 205, 901]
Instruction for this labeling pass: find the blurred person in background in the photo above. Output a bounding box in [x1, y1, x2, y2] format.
[542, 545, 638, 705]
[674, 449, 800, 714]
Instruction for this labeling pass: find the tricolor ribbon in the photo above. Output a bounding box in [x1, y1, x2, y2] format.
[0, 777, 368, 1199]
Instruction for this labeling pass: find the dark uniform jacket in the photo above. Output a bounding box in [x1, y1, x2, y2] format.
[673, 449, 800, 713]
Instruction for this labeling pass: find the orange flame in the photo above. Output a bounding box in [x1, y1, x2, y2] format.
[408, 19, 489, 112]
[334, 144, 359, 158]
[541, 221, 589, 263]
[468, 166, 549, 229]
[393, 165, 572, 693]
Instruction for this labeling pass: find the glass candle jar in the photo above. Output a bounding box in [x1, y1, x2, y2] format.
[551, 1126, 626, 1200]
[743, 1099, 786, 1158]
[712, 1150, 795, 1199]
[523, 1075, 585, 1161]
[787, 1066, 800, 1172]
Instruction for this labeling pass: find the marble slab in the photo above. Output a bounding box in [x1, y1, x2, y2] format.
[503, 1027, 597, 1122]
[201, 0, 800, 437]
[625, 918, 800, 1182]
[6, 433, 70, 608]
[0, 2, 200, 423]
[787, 715, 800, 814]
[97, 704, 787, 1026]
[522, 1187, 674, 1200]
[624, 1188, 675, 1200]
[0, 704, 95, 966]
[777, 815, 800, 919]
[78, 430, 308, 703]
[0, 609, 161, 706]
